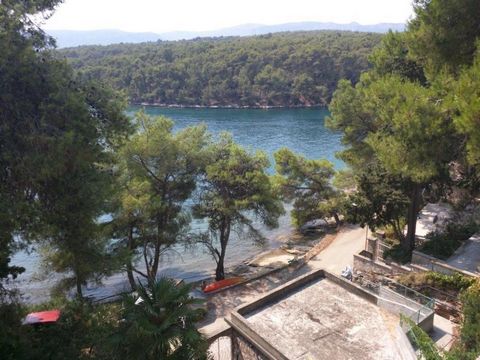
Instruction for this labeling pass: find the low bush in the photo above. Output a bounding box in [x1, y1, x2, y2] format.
[396, 271, 475, 292]
[460, 280, 480, 354]
[425, 272, 475, 291]
[383, 244, 412, 264]
[420, 221, 479, 260]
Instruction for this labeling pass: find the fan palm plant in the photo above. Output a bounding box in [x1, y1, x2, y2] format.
[113, 278, 209, 360]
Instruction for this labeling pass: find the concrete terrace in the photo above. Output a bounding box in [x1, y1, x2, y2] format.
[245, 277, 404, 360]
[226, 269, 429, 360]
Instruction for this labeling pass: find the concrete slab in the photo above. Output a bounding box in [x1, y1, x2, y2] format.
[431, 315, 455, 352]
[245, 278, 404, 360]
[446, 233, 480, 274]
[416, 203, 454, 238]
[248, 249, 296, 267]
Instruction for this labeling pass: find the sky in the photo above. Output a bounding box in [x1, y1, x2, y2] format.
[42, 0, 415, 33]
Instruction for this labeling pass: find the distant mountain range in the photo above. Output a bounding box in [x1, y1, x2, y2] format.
[48, 22, 405, 48]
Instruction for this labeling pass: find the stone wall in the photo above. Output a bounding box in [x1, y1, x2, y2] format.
[353, 253, 406, 276]
[412, 250, 478, 277]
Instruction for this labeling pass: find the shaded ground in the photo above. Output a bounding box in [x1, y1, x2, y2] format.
[431, 315, 456, 352]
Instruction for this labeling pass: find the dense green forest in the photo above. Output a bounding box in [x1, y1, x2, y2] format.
[60, 31, 382, 107]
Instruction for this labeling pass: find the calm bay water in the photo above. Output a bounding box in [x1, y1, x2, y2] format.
[12, 107, 343, 302]
[127, 106, 344, 169]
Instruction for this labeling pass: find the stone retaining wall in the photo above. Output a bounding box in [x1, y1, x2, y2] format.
[353, 253, 410, 276]
[412, 250, 478, 278]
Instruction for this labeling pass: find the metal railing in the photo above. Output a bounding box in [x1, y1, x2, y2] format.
[355, 277, 435, 325]
[399, 315, 440, 358]
[385, 281, 435, 309]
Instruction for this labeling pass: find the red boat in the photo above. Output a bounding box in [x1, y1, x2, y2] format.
[23, 310, 61, 325]
[202, 277, 245, 293]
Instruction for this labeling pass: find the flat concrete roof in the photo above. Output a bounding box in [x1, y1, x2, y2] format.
[243, 277, 405, 360]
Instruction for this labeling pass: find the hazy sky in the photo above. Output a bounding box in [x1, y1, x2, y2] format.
[43, 0, 415, 33]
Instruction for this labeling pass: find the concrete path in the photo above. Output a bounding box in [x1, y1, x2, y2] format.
[416, 203, 453, 238]
[431, 315, 456, 351]
[301, 224, 366, 275]
[446, 233, 480, 275]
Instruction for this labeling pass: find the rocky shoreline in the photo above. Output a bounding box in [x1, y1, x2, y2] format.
[132, 102, 327, 110]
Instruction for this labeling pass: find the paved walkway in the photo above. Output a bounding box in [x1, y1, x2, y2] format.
[416, 202, 454, 238]
[446, 233, 480, 275]
[301, 224, 366, 275]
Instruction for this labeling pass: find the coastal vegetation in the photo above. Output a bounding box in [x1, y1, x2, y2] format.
[327, 0, 480, 357]
[192, 135, 284, 281]
[0, 0, 132, 299]
[113, 112, 210, 289]
[112, 278, 209, 359]
[59, 31, 382, 107]
[327, 0, 480, 255]
[273, 148, 344, 227]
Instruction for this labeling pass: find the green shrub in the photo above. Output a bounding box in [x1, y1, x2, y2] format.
[396, 271, 475, 293]
[460, 280, 480, 354]
[402, 315, 442, 360]
[445, 222, 479, 242]
[0, 298, 29, 360]
[425, 272, 476, 291]
[420, 221, 479, 260]
[383, 244, 412, 264]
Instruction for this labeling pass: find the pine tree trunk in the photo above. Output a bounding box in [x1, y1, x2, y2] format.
[404, 183, 421, 253]
[126, 261, 136, 291]
[126, 224, 137, 290]
[391, 220, 406, 244]
[76, 277, 83, 298]
[215, 218, 230, 281]
[74, 258, 83, 298]
[215, 255, 225, 281]
[150, 223, 162, 283]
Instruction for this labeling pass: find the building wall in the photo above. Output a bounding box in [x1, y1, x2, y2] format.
[231, 331, 268, 360]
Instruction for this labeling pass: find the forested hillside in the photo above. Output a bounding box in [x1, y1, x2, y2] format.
[60, 31, 382, 107]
